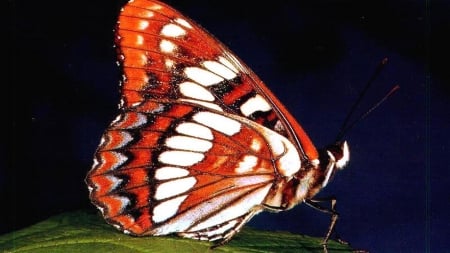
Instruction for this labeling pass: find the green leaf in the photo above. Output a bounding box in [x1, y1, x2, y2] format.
[0, 210, 354, 253]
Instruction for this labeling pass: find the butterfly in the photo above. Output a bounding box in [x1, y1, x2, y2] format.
[86, 0, 350, 248]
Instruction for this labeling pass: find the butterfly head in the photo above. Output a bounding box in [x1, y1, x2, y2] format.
[319, 141, 350, 188]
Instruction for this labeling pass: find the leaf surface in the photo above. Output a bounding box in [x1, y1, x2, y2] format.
[0, 211, 354, 253]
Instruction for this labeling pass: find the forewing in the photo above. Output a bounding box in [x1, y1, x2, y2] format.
[117, 0, 318, 160]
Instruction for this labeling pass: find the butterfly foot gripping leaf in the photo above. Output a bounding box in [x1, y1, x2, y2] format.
[86, 0, 351, 248]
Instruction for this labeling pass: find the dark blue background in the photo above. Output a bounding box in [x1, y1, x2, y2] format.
[6, 0, 449, 252]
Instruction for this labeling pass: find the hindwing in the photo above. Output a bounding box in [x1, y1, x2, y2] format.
[87, 102, 290, 236]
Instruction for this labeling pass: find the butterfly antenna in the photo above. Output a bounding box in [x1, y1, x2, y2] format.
[336, 84, 400, 142]
[335, 58, 397, 142]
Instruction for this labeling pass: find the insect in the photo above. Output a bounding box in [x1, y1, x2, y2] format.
[86, 0, 350, 248]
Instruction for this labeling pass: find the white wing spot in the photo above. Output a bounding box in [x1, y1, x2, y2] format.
[165, 135, 213, 152]
[176, 122, 213, 140]
[113, 113, 147, 129]
[175, 18, 192, 29]
[100, 151, 128, 171]
[87, 186, 94, 194]
[111, 114, 123, 125]
[274, 120, 284, 133]
[155, 177, 197, 200]
[251, 138, 262, 152]
[141, 10, 154, 18]
[165, 59, 175, 69]
[218, 56, 238, 73]
[311, 159, 320, 166]
[139, 54, 148, 65]
[179, 99, 223, 112]
[147, 103, 166, 114]
[111, 195, 130, 212]
[161, 23, 186, 37]
[179, 81, 215, 101]
[148, 3, 163, 10]
[240, 94, 272, 116]
[130, 101, 142, 107]
[136, 34, 144, 46]
[153, 195, 188, 223]
[159, 150, 204, 167]
[105, 175, 123, 192]
[184, 67, 224, 86]
[160, 39, 177, 54]
[98, 136, 107, 148]
[193, 111, 241, 136]
[130, 113, 148, 128]
[235, 155, 258, 174]
[138, 20, 149, 30]
[92, 157, 99, 169]
[108, 131, 133, 149]
[96, 206, 105, 215]
[263, 131, 301, 177]
[203, 61, 237, 80]
[155, 166, 190, 180]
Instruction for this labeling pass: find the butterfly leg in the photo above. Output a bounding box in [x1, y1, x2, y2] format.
[304, 197, 345, 252]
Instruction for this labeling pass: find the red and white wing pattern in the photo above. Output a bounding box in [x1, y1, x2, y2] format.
[86, 0, 341, 245]
[88, 102, 278, 239]
[114, 0, 318, 159]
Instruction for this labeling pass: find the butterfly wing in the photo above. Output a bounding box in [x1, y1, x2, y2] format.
[86, 0, 320, 243]
[87, 100, 298, 237]
[117, 0, 318, 160]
